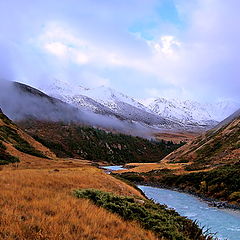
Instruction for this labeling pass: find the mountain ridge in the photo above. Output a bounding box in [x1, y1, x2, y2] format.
[39, 79, 240, 131]
[148, 97, 239, 125]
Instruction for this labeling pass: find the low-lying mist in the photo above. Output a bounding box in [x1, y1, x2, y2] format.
[0, 80, 156, 139]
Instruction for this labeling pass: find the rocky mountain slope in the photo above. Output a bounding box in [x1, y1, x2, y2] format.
[40, 80, 174, 128]
[0, 80, 178, 138]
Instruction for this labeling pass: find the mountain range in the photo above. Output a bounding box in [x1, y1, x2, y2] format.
[0, 80, 172, 138]
[39, 79, 239, 131]
[0, 79, 238, 135]
[148, 98, 239, 125]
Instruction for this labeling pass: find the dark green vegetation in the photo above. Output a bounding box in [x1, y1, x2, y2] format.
[74, 189, 213, 240]
[18, 120, 184, 164]
[119, 162, 240, 206]
[0, 141, 19, 165]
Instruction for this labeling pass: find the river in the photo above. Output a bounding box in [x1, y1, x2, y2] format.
[139, 185, 240, 240]
[102, 165, 127, 171]
[103, 165, 240, 240]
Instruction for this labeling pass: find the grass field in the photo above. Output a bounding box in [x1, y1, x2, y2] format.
[0, 164, 159, 240]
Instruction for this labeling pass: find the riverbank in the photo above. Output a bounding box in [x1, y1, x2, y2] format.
[109, 169, 240, 239]
[100, 165, 240, 239]
[114, 171, 240, 211]
[115, 163, 240, 210]
[73, 188, 214, 240]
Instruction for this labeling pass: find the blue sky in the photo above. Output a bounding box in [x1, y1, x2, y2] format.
[0, 0, 239, 104]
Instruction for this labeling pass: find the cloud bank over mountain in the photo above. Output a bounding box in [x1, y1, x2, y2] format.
[0, 0, 239, 103]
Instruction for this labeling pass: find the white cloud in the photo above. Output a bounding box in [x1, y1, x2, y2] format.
[150, 35, 181, 58]
[44, 42, 68, 58]
[0, 0, 239, 103]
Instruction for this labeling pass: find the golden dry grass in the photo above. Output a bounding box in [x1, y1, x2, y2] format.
[0, 166, 159, 240]
[155, 131, 199, 143]
[115, 162, 214, 175]
[116, 162, 189, 174]
[1, 118, 56, 159]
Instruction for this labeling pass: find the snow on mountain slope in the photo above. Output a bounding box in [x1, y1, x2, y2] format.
[148, 98, 239, 125]
[39, 79, 171, 127]
[39, 79, 238, 131]
[207, 101, 240, 121]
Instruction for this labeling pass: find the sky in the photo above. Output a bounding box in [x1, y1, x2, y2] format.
[0, 0, 239, 104]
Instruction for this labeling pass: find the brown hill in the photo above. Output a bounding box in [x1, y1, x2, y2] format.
[0, 108, 55, 166]
[162, 109, 240, 171]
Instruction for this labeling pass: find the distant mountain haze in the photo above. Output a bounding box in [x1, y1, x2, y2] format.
[0, 80, 164, 138]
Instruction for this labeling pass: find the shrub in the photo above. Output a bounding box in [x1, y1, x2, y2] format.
[74, 189, 212, 240]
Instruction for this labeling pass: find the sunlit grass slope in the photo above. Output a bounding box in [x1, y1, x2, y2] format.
[0, 166, 159, 240]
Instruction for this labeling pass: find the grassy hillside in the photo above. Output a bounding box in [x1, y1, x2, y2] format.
[163, 114, 240, 171]
[18, 120, 184, 164]
[0, 109, 55, 165]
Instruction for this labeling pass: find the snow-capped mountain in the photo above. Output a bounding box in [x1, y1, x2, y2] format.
[39, 79, 239, 131]
[43, 79, 151, 112]
[148, 98, 239, 125]
[39, 79, 171, 127]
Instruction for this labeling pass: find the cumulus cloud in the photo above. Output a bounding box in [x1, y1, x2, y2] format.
[156, 0, 240, 102]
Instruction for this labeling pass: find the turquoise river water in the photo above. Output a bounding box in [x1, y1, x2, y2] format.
[102, 166, 240, 240]
[139, 185, 240, 240]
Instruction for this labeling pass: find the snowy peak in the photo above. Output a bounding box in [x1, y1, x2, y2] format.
[41, 80, 149, 112]
[76, 85, 151, 113]
[39, 79, 239, 131]
[148, 98, 239, 124]
[39, 80, 170, 127]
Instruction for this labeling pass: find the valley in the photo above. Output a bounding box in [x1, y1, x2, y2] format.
[0, 81, 239, 240]
[1, 1, 240, 239]
[0, 106, 211, 239]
